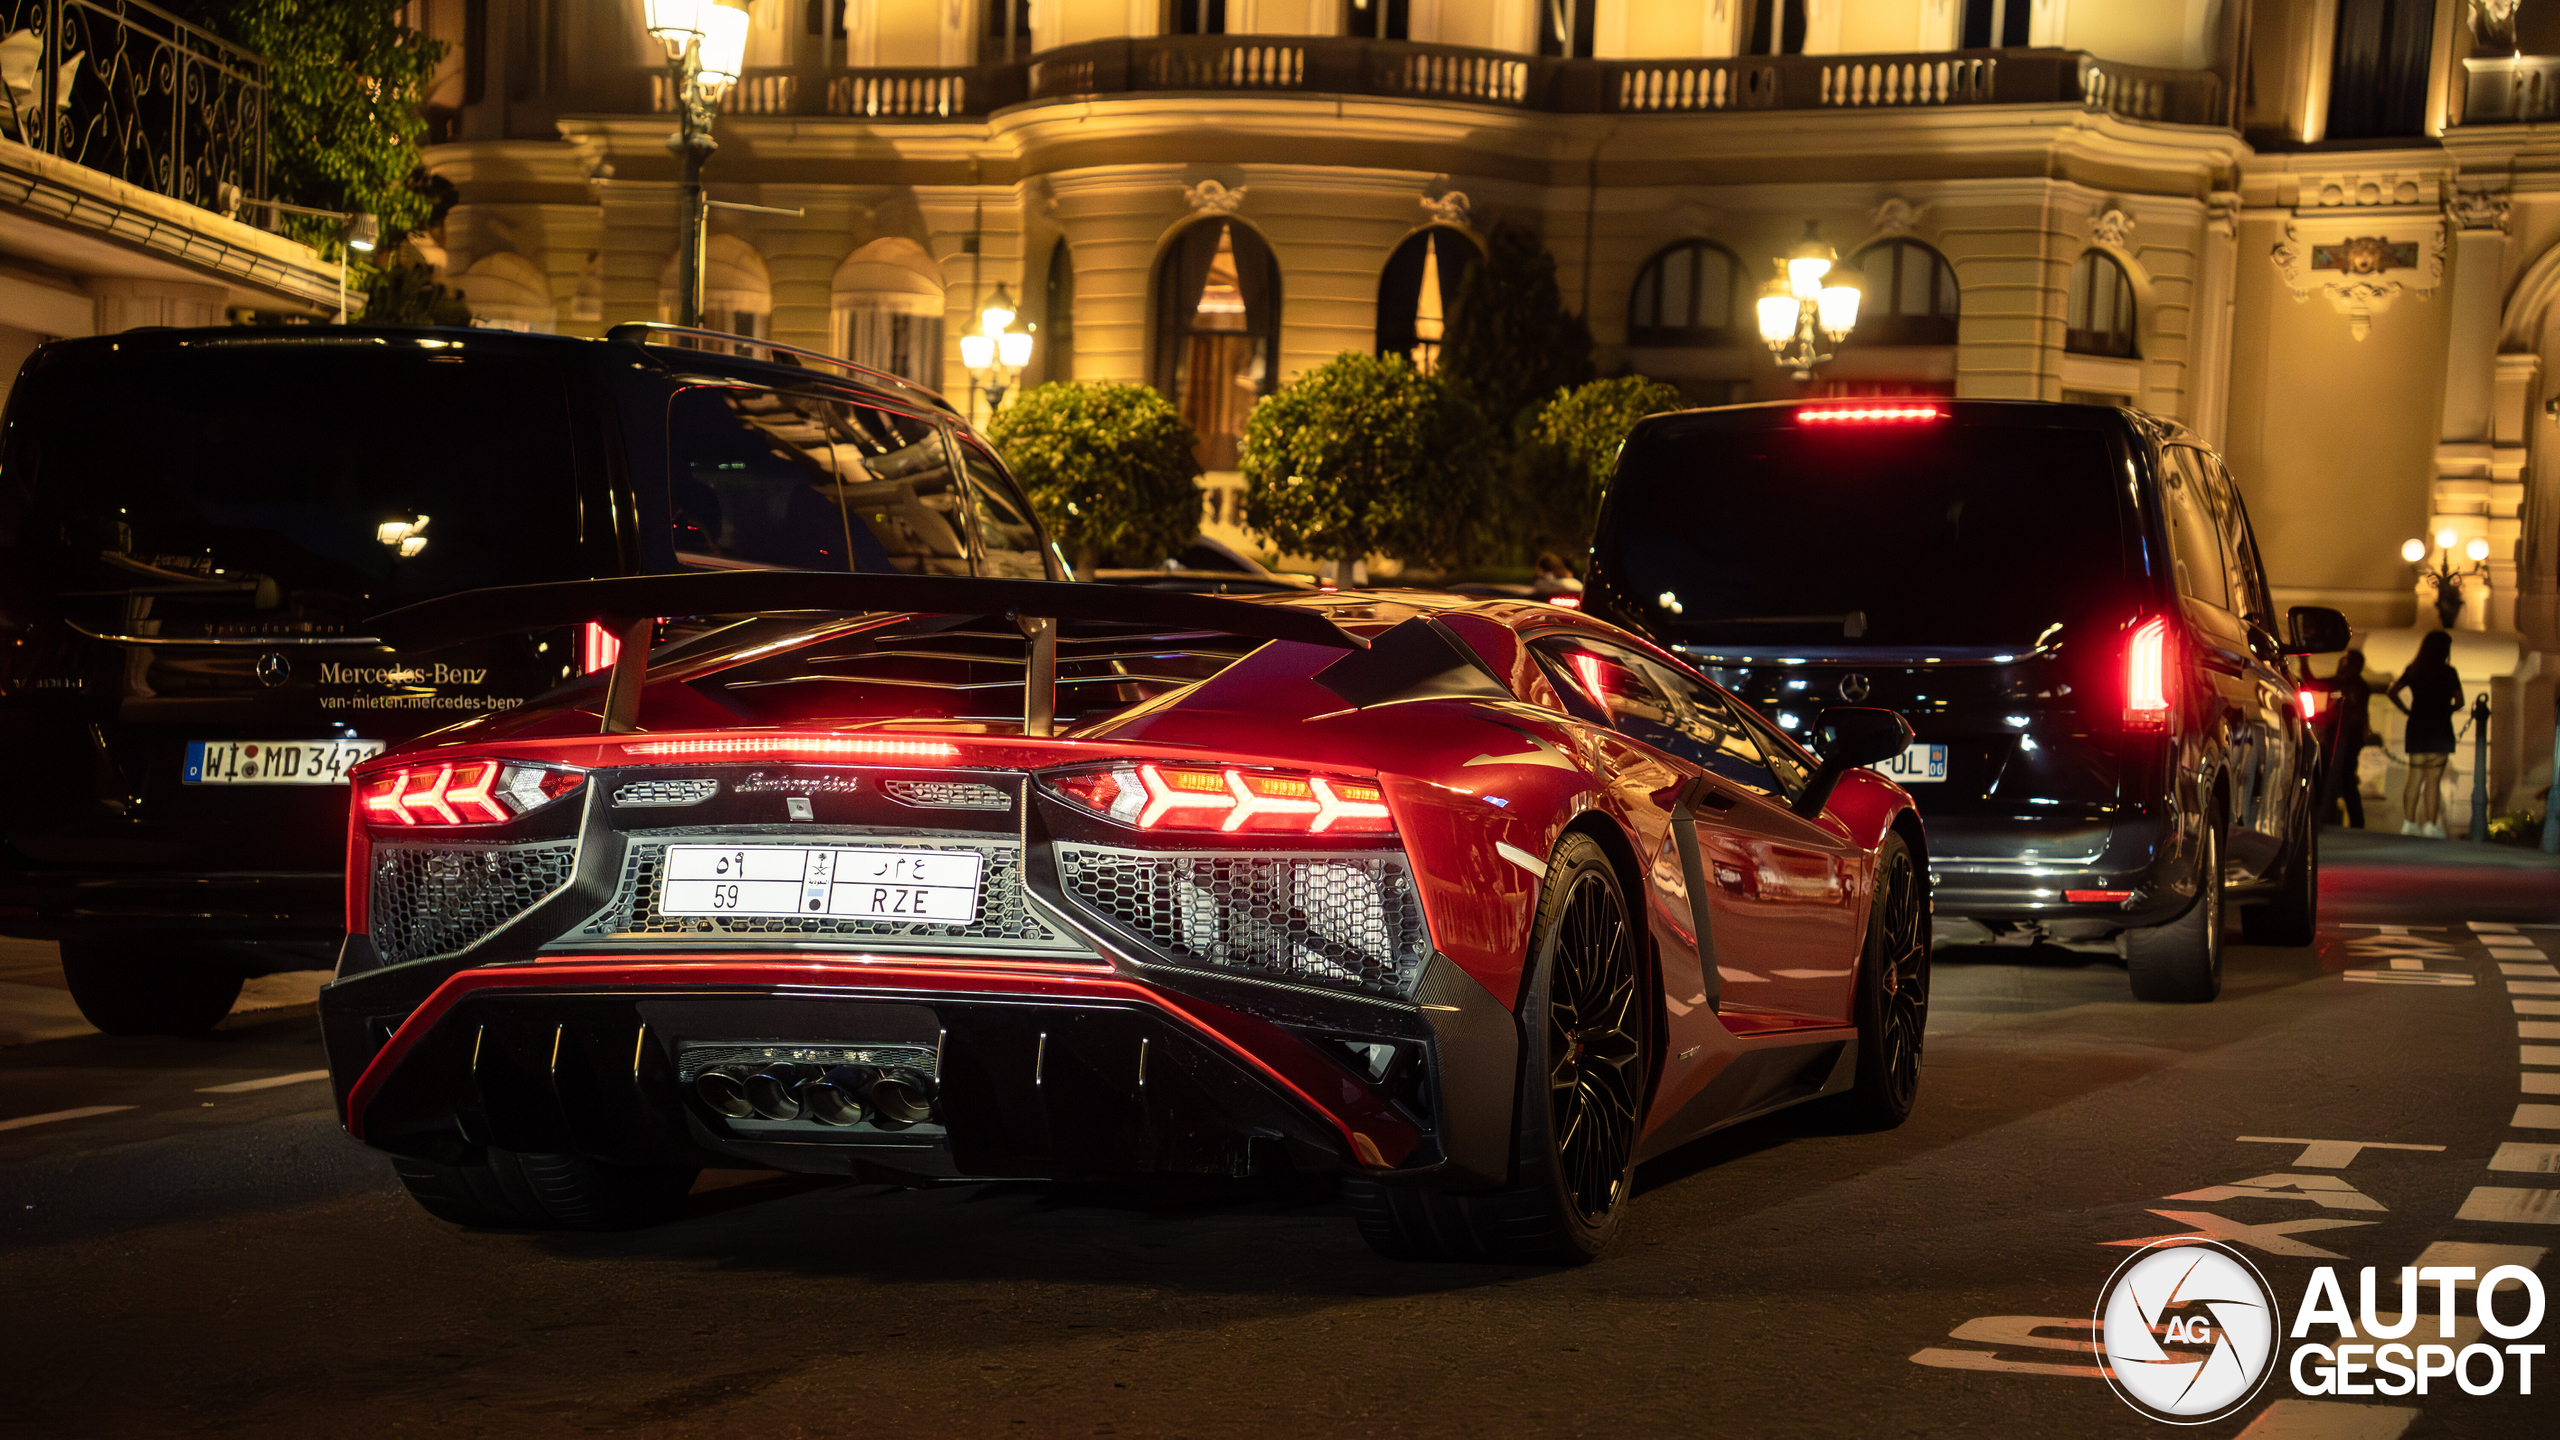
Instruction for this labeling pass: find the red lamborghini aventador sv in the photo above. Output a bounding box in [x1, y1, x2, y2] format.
[321, 571, 1927, 1263]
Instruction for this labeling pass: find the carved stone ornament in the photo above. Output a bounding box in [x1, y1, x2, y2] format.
[2470, 0, 2522, 49]
[2090, 208, 2136, 249]
[2449, 186, 2512, 234]
[2206, 190, 2242, 239]
[2270, 219, 2447, 340]
[1868, 197, 1925, 236]
[1184, 179, 1248, 214]
[1420, 190, 1471, 228]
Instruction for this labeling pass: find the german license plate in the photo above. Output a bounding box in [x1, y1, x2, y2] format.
[1868, 742, 1949, 784]
[185, 738, 385, 785]
[659, 844, 985, 923]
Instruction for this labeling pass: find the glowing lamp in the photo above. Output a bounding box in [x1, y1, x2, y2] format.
[2436, 528, 2459, 552]
[2401, 538, 2428, 563]
[959, 333, 995, 370]
[1816, 283, 1861, 339]
[1757, 291, 1799, 346]
[996, 330, 1034, 369]
[697, 0, 750, 87]
[2466, 537, 2491, 563]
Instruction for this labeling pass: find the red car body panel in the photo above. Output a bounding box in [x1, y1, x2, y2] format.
[321, 589, 1921, 1186]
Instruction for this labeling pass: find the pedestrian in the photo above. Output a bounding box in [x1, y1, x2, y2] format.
[2320, 650, 2372, 829]
[2388, 629, 2464, 838]
[1530, 552, 1584, 598]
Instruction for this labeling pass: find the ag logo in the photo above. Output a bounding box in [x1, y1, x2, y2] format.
[2095, 1239, 2281, 1424]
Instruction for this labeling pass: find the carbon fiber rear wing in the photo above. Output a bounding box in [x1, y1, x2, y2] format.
[368, 571, 1367, 738]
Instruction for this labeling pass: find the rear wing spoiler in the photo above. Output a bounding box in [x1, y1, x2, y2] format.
[368, 571, 1367, 738]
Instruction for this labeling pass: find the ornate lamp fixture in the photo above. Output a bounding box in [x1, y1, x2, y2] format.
[1757, 222, 1862, 380]
[645, 0, 751, 328]
[2402, 529, 2491, 630]
[960, 283, 1036, 413]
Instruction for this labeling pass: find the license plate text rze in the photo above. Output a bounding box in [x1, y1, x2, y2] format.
[658, 844, 985, 924]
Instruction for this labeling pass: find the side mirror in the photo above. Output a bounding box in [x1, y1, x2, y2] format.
[1791, 706, 1915, 818]
[2284, 605, 2351, 656]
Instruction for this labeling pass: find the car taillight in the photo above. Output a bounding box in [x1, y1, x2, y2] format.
[1797, 405, 1944, 424]
[581, 621, 621, 675]
[2124, 617, 2173, 731]
[1046, 762, 1394, 835]
[359, 761, 583, 828]
[2298, 690, 2325, 722]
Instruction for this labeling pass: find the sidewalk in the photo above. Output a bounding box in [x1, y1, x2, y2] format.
[2319, 826, 2560, 924]
[0, 938, 328, 1047]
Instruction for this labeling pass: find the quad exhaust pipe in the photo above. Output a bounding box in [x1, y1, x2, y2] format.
[691, 1061, 936, 1128]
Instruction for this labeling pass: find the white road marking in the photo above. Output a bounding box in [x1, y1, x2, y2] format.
[2166, 1174, 2387, 1211]
[194, 1069, 330, 1095]
[2408, 1240, 2550, 1278]
[2516, 1103, 2560, 1129]
[0, 1105, 135, 1133]
[2518, 999, 2560, 1015]
[2500, 963, 2560, 979]
[2472, 922, 2520, 933]
[2234, 1400, 2416, 1439]
[1908, 1316, 2110, 1379]
[2523, 1021, 2560, 1039]
[2237, 1137, 2445, 1168]
[2488, 1142, 2560, 1173]
[2523, 1073, 2560, 1095]
[1491, 841, 1548, 878]
[2388, 958, 2426, 971]
[2523, 1045, 2560, 1066]
[2103, 1209, 2376, 1258]
[2454, 1186, 2560, 1225]
[2343, 970, 2474, 986]
[2486, 943, 2548, 954]
[2509, 980, 2560, 995]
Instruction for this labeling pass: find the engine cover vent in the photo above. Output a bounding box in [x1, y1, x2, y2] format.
[1054, 845, 1429, 999]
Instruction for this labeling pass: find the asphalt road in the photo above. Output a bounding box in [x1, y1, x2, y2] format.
[4, 831, 2557, 1440]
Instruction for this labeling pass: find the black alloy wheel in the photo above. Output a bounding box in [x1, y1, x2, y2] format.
[1545, 859, 1646, 1225]
[1842, 833, 1929, 1127]
[2127, 811, 2226, 1003]
[1345, 833, 1647, 1264]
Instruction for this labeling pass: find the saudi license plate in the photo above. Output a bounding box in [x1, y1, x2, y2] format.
[185, 738, 385, 785]
[659, 844, 985, 923]
[1868, 742, 1949, 784]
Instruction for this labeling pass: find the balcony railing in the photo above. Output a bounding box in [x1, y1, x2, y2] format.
[0, 0, 266, 211]
[2463, 55, 2560, 125]
[642, 37, 2222, 127]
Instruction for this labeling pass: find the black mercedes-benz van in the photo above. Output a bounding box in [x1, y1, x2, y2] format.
[0, 324, 1059, 1032]
[1583, 400, 2349, 1002]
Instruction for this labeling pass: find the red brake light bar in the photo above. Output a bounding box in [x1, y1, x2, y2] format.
[360, 761, 583, 828]
[618, 736, 959, 760]
[2123, 616, 2173, 732]
[2065, 889, 2132, 904]
[1797, 405, 1944, 424]
[1047, 763, 1393, 835]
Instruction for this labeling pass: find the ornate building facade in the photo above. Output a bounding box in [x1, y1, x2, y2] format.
[410, 0, 2560, 824]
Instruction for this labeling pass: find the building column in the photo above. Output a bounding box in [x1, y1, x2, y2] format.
[2431, 189, 2511, 630]
[2188, 191, 2242, 448]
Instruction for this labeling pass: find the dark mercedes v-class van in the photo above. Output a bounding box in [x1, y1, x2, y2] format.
[1584, 400, 2348, 1002]
[0, 324, 1059, 1033]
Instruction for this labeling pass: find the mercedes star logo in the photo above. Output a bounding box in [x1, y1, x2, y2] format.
[1838, 672, 1872, 703]
[255, 652, 291, 688]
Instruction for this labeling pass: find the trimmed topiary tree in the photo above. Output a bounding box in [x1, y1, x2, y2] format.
[984, 382, 1202, 571]
[1239, 352, 1466, 584]
[1535, 375, 1686, 535]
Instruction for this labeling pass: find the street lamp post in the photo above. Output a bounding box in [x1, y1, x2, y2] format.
[1756, 222, 1862, 381]
[2400, 530, 2492, 630]
[645, 0, 749, 330]
[960, 283, 1035, 418]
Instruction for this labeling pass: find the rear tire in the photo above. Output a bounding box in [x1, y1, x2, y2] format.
[1350, 834, 1645, 1265]
[2126, 815, 2226, 1003]
[393, 1147, 697, 1231]
[59, 943, 244, 1036]
[1839, 833, 1929, 1128]
[2240, 811, 2318, 948]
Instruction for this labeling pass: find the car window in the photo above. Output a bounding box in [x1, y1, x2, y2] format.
[951, 437, 1052, 579]
[1533, 637, 1779, 794]
[2161, 446, 2231, 613]
[2209, 454, 2277, 627]
[827, 400, 972, 576]
[1733, 708, 1811, 798]
[667, 386, 855, 571]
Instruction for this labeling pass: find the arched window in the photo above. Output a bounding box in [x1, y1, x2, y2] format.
[659, 234, 772, 340]
[1376, 227, 1481, 373]
[1154, 219, 1279, 471]
[1849, 239, 1959, 346]
[1042, 238, 1074, 385]
[2066, 250, 2138, 358]
[457, 252, 556, 333]
[830, 238, 945, 388]
[1628, 240, 1744, 347]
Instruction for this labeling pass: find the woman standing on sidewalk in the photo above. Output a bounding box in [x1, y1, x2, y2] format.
[2389, 629, 2464, 837]
[2321, 650, 2373, 828]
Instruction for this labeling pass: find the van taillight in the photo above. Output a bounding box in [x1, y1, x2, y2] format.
[2124, 617, 2172, 731]
[580, 622, 621, 675]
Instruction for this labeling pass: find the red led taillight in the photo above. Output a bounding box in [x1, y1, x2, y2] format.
[2298, 690, 2326, 722]
[2123, 616, 2173, 732]
[2065, 889, 2132, 904]
[359, 760, 584, 828]
[580, 621, 621, 675]
[1797, 405, 1944, 424]
[1046, 762, 1393, 835]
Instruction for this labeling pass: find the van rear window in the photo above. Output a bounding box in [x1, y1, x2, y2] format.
[4, 346, 586, 638]
[1601, 419, 2126, 649]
